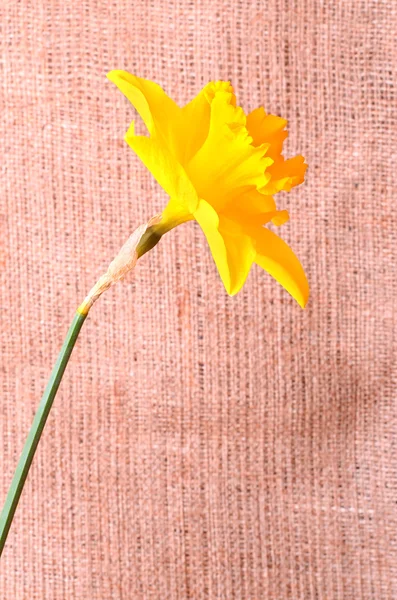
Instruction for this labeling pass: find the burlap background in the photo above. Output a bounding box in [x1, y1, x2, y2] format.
[0, 1, 396, 598]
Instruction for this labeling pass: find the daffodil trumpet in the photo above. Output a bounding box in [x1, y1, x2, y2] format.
[0, 73, 309, 557]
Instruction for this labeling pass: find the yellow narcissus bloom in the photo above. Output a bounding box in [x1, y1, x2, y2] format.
[108, 71, 309, 307]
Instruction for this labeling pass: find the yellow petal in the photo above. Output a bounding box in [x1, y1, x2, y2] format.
[271, 209, 289, 226]
[222, 191, 288, 228]
[246, 107, 307, 194]
[246, 107, 288, 157]
[252, 226, 309, 307]
[108, 72, 231, 168]
[107, 71, 210, 213]
[263, 155, 307, 194]
[194, 199, 255, 295]
[160, 197, 194, 233]
[187, 91, 272, 213]
[178, 82, 234, 165]
[231, 189, 276, 216]
[107, 70, 181, 154]
[125, 122, 199, 213]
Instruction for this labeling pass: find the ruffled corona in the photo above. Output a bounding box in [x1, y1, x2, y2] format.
[108, 70, 309, 307]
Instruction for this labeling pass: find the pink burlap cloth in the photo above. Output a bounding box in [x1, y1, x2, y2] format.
[0, 1, 396, 598]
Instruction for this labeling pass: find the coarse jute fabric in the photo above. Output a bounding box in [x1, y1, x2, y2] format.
[0, 0, 396, 598]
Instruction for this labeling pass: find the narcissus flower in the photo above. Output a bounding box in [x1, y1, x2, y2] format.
[108, 71, 309, 307]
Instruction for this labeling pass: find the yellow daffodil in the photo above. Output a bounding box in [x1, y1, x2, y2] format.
[108, 71, 309, 307]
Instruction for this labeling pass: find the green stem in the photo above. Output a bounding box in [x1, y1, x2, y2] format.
[0, 310, 87, 557]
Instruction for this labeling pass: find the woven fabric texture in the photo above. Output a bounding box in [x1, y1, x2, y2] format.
[0, 1, 396, 598]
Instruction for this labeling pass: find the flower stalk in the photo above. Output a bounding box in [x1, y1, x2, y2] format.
[0, 311, 87, 557]
[0, 221, 162, 557]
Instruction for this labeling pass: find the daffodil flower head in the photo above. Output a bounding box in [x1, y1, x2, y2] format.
[108, 71, 309, 307]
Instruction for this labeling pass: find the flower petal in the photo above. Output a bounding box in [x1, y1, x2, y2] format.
[271, 209, 289, 226]
[108, 72, 232, 169]
[178, 91, 211, 165]
[246, 107, 307, 194]
[107, 70, 181, 153]
[252, 226, 309, 307]
[194, 199, 255, 295]
[246, 107, 288, 158]
[263, 155, 307, 194]
[107, 71, 199, 213]
[187, 91, 272, 213]
[160, 197, 194, 233]
[231, 189, 277, 216]
[125, 122, 199, 213]
[177, 82, 234, 165]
